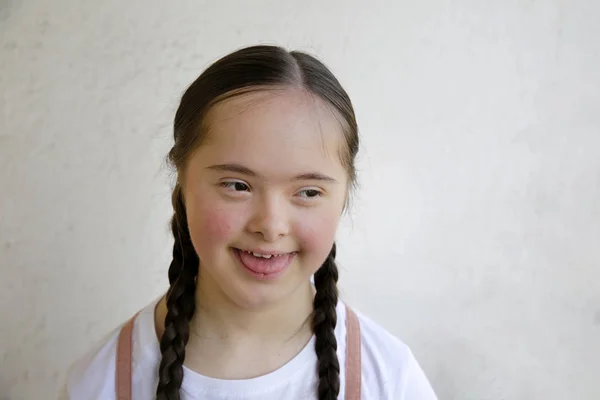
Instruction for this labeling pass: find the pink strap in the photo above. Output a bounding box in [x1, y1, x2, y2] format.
[115, 307, 362, 400]
[344, 304, 362, 400]
[116, 313, 138, 400]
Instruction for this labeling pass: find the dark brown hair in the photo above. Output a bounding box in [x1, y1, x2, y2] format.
[157, 45, 359, 400]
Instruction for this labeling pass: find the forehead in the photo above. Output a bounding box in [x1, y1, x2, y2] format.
[190, 88, 347, 181]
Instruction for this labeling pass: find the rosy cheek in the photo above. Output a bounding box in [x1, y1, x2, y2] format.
[187, 200, 244, 257]
[295, 212, 340, 265]
[201, 208, 236, 241]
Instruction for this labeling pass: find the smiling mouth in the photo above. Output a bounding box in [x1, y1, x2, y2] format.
[232, 248, 297, 279]
[234, 247, 297, 259]
[236, 248, 295, 259]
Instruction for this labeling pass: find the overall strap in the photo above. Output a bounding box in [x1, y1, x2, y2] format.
[344, 304, 362, 400]
[116, 307, 362, 400]
[116, 312, 139, 400]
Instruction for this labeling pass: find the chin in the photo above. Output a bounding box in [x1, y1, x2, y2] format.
[228, 281, 286, 309]
[224, 275, 307, 312]
[199, 250, 315, 310]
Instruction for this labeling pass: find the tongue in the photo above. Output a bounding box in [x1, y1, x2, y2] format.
[238, 250, 293, 274]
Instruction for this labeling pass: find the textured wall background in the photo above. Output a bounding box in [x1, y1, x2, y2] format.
[1, 1, 599, 399]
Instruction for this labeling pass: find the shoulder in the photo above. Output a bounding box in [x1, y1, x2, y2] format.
[342, 304, 438, 399]
[65, 323, 121, 399]
[65, 299, 161, 400]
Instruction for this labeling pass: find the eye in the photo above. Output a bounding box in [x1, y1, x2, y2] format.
[220, 181, 250, 192]
[297, 188, 323, 198]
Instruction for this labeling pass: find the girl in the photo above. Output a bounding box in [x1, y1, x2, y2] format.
[66, 45, 437, 400]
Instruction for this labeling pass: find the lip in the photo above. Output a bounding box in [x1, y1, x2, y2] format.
[236, 247, 297, 256]
[232, 248, 296, 281]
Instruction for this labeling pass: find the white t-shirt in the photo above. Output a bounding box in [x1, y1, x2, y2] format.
[66, 298, 437, 399]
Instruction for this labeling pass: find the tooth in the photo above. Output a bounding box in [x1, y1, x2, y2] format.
[252, 252, 271, 258]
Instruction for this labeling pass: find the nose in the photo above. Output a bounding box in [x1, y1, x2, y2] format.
[247, 195, 290, 242]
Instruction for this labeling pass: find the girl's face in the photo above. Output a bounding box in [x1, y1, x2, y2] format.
[182, 88, 349, 310]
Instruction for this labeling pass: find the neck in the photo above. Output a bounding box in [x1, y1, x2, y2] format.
[189, 272, 315, 343]
[153, 273, 317, 379]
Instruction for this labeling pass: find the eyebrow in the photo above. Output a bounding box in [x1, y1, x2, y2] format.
[206, 163, 338, 183]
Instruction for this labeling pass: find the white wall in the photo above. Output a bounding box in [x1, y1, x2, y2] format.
[1, 0, 599, 399]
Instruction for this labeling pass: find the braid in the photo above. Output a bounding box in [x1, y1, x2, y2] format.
[312, 243, 340, 400]
[156, 184, 199, 400]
